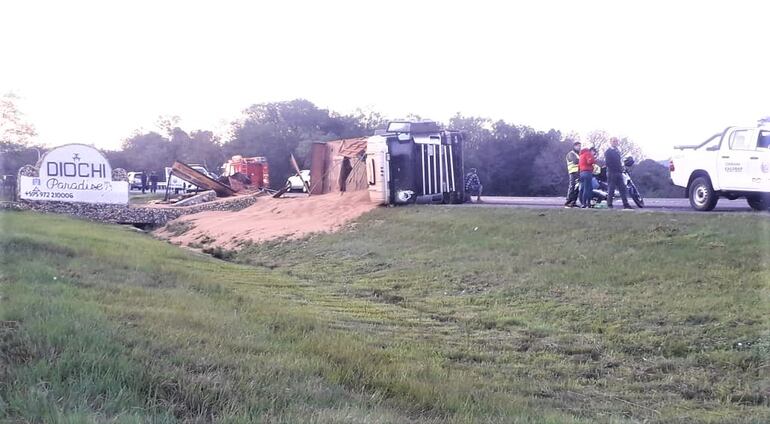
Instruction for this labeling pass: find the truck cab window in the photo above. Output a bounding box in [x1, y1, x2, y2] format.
[758, 131, 770, 149]
[728, 130, 752, 150]
[387, 122, 410, 133]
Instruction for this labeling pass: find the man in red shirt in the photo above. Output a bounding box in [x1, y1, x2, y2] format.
[578, 147, 596, 208]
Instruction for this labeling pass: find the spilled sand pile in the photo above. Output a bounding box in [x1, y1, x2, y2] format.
[155, 191, 377, 248]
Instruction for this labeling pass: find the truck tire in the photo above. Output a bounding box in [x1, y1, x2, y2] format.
[747, 195, 770, 211]
[689, 177, 718, 211]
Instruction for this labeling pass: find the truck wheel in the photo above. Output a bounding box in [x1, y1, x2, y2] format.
[747, 195, 770, 211]
[689, 177, 718, 211]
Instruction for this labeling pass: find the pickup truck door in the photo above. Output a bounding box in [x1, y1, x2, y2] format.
[717, 128, 756, 190]
[749, 129, 770, 192]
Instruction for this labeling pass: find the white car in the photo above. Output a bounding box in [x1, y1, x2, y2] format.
[286, 170, 310, 192]
[127, 172, 144, 190]
[670, 125, 770, 211]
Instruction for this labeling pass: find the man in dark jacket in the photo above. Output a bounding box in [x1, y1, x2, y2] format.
[149, 171, 158, 193]
[140, 172, 148, 194]
[564, 141, 581, 207]
[605, 138, 632, 209]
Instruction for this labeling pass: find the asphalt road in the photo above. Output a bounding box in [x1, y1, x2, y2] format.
[467, 196, 762, 213]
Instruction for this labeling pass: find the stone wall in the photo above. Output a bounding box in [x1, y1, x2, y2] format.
[3, 192, 261, 226]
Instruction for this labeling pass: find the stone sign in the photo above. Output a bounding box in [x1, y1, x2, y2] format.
[18, 143, 129, 205]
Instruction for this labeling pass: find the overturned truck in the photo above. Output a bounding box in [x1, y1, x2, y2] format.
[366, 121, 464, 205]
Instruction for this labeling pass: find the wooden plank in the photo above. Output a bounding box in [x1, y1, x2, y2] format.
[272, 185, 291, 198]
[171, 161, 235, 197]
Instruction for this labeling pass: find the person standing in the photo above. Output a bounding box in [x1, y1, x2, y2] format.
[149, 171, 158, 193]
[578, 146, 595, 208]
[464, 168, 483, 203]
[564, 141, 581, 207]
[140, 171, 148, 194]
[605, 137, 632, 209]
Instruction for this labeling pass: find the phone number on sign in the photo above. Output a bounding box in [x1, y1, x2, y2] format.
[23, 191, 75, 199]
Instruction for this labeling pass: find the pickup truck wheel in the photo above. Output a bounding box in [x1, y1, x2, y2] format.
[747, 195, 770, 211]
[689, 177, 718, 211]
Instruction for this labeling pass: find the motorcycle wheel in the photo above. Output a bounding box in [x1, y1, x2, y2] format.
[629, 185, 644, 208]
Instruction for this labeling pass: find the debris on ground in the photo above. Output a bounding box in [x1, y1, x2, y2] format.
[155, 191, 376, 248]
[169, 190, 217, 207]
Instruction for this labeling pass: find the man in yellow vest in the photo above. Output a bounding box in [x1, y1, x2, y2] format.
[564, 141, 581, 207]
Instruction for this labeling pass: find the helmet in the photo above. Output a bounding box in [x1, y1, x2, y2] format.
[623, 156, 635, 167]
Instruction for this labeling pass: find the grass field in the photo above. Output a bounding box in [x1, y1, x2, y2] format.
[1, 208, 768, 423]
[129, 192, 166, 205]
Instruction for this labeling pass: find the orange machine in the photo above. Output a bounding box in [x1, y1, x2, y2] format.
[221, 155, 270, 189]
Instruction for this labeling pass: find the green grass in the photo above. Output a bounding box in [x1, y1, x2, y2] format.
[129, 192, 166, 204]
[0, 208, 768, 423]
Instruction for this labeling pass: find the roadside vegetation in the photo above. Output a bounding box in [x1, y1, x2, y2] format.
[129, 192, 166, 205]
[3, 95, 679, 200]
[1, 208, 768, 423]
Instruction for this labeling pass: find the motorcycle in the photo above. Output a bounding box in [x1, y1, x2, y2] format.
[577, 157, 645, 208]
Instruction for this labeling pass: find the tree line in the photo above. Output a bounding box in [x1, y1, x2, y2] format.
[449, 115, 682, 197]
[1, 95, 683, 198]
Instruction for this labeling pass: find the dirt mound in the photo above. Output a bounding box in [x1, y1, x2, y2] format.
[155, 191, 377, 248]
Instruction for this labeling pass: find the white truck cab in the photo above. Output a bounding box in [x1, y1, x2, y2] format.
[365, 121, 464, 206]
[670, 126, 770, 211]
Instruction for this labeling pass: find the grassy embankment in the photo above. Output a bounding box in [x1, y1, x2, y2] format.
[1, 208, 768, 423]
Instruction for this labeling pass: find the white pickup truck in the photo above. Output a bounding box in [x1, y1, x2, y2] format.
[670, 126, 770, 211]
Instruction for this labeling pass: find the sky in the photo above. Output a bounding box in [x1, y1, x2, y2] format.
[1, 0, 769, 159]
